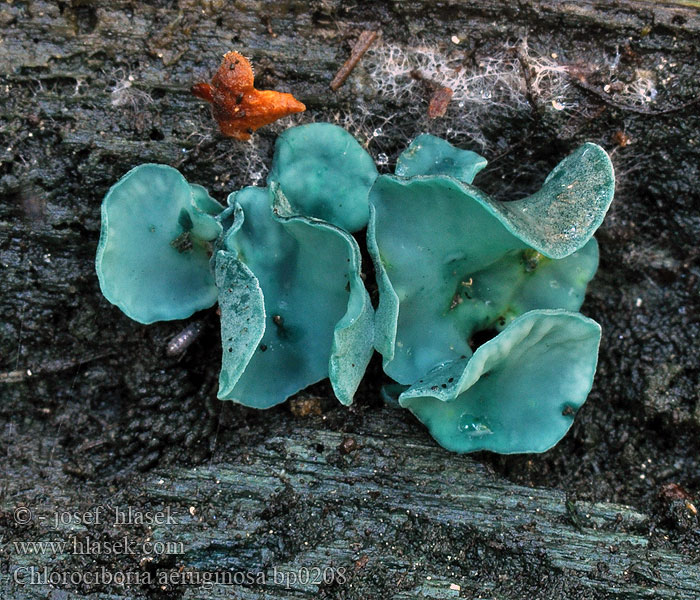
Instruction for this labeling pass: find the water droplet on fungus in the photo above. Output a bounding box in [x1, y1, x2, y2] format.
[457, 413, 493, 437]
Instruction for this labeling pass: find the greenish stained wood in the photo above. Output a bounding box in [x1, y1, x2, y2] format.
[3, 422, 700, 599]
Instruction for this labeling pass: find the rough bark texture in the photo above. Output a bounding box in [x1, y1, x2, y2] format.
[1, 1, 700, 598]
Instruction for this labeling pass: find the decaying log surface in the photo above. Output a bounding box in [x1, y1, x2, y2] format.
[3, 417, 700, 599]
[1, 1, 700, 598]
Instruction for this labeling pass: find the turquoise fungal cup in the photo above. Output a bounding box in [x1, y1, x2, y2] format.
[267, 122, 379, 232]
[95, 162, 374, 409]
[214, 185, 374, 409]
[95, 124, 615, 455]
[368, 134, 614, 453]
[398, 310, 601, 454]
[95, 164, 223, 324]
[395, 133, 488, 183]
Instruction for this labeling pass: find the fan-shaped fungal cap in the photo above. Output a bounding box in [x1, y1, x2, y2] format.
[267, 123, 379, 233]
[216, 184, 374, 408]
[95, 164, 222, 324]
[399, 309, 601, 454]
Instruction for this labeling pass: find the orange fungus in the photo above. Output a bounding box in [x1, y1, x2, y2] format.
[192, 52, 306, 141]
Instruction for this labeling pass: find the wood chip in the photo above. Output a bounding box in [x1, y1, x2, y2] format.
[428, 86, 454, 118]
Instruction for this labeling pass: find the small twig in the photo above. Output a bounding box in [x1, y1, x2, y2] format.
[0, 352, 113, 384]
[570, 76, 700, 116]
[75, 439, 107, 453]
[514, 43, 539, 112]
[330, 30, 379, 91]
[262, 15, 277, 38]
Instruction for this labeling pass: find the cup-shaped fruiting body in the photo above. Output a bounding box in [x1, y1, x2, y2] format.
[267, 123, 379, 233]
[96, 164, 223, 324]
[399, 310, 601, 454]
[395, 133, 488, 183]
[369, 142, 613, 384]
[215, 184, 374, 409]
[93, 125, 614, 457]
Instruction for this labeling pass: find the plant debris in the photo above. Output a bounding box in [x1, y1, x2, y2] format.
[330, 30, 379, 91]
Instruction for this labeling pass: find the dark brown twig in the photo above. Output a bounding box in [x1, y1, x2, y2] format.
[262, 15, 277, 38]
[570, 76, 700, 116]
[330, 30, 379, 91]
[515, 43, 539, 112]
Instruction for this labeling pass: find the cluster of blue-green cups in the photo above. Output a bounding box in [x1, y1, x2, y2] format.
[96, 123, 614, 454]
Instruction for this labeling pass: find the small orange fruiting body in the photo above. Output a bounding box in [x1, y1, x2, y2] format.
[192, 51, 306, 141]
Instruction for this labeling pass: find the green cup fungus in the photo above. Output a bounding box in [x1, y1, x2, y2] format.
[214, 185, 374, 408]
[395, 133, 487, 183]
[398, 310, 601, 454]
[368, 135, 614, 452]
[96, 124, 614, 455]
[267, 122, 379, 232]
[96, 148, 374, 409]
[96, 164, 223, 324]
